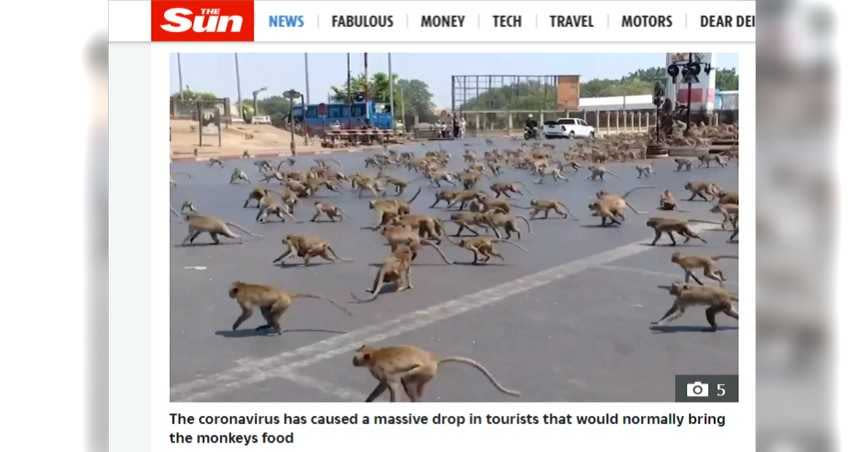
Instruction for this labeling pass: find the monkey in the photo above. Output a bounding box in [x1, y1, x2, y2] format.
[470, 196, 529, 215]
[180, 214, 262, 245]
[651, 282, 738, 332]
[716, 191, 739, 205]
[674, 158, 694, 172]
[427, 171, 457, 188]
[256, 198, 295, 223]
[659, 190, 677, 211]
[381, 224, 452, 264]
[272, 234, 353, 266]
[243, 188, 270, 208]
[587, 165, 619, 181]
[484, 212, 533, 240]
[230, 168, 251, 184]
[452, 237, 528, 265]
[529, 199, 574, 220]
[368, 188, 422, 228]
[670, 252, 738, 285]
[458, 171, 482, 190]
[228, 281, 351, 335]
[379, 175, 420, 196]
[252, 159, 274, 174]
[241, 150, 252, 159]
[352, 344, 520, 402]
[352, 246, 415, 303]
[429, 189, 459, 208]
[450, 190, 486, 211]
[207, 157, 224, 168]
[645, 217, 708, 246]
[389, 214, 446, 244]
[685, 181, 721, 201]
[446, 212, 493, 237]
[259, 169, 285, 183]
[534, 165, 569, 184]
[180, 200, 198, 214]
[698, 153, 729, 168]
[588, 186, 654, 226]
[710, 203, 739, 230]
[489, 182, 530, 198]
[311, 201, 345, 223]
[635, 164, 654, 178]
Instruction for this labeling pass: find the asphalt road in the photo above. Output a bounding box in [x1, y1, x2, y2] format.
[169, 136, 739, 403]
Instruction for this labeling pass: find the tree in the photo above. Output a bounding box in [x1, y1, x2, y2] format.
[170, 88, 217, 101]
[716, 68, 739, 91]
[329, 73, 438, 126]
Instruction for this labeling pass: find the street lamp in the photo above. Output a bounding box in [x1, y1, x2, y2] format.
[252, 86, 268, 115]
[283, 89, 302, 156]
[667, 53, 712, 136]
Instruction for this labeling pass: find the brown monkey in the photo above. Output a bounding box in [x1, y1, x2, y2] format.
[659, 190, 677, 211]
[484, 212, 533, 240]
[671, 252, 737, 285]
[489, 182, 529, 198]
[588, 186, 654, 226]
[181, 214, 262, 245]
[429, 189, 460, 208]
[674, 158, 694, 172]
[352, 246, 415, 302]
[529, 199, 573, 220]
[243, 188, 270, 208]
[710, 203, 739, 230]
[381, 225, 452, 264]
[716, 191, 739, 205]
[390, 214, 446, 244]
[645, 217, 708, 246]
[685, 181, 721, 201]
[369, 188, 421, 228]
[651, 282, 738, 332]
[450, 190, 486, 211]
[228, 281, 351, 335]
[311, 201, 345, 222]
[452, 237, 528, 265]
[230, 169, 251, 184]
[446, 212, 493, 237]
[352, 344, 520, 402]
[272, 234, 353, 266]
[635, 164, 654, 178]
[207, 157, 224, 168]
[587, 165, 619, 181]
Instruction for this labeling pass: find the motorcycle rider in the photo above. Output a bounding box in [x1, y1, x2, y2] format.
[524, 114, 538, 139]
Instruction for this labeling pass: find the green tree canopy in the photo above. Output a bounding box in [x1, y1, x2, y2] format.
[329, 72, 437, 125]
[716, 68, 739, 91]
[171, 88, 217, 101]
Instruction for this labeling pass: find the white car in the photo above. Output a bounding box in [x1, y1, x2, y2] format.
[543, 118, 595, 139]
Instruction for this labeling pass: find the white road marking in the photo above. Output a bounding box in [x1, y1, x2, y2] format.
[172, 228, 714, 402]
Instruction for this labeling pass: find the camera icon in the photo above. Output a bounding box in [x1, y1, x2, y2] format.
[686, 381, 709, 398]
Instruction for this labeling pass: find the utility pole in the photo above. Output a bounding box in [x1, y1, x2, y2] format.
[346, 53, 351, 105]
[177, 53, 184, 99]
[388, 53, 394, 130]
[234, 53, 242, 119]
[303, 53, 310, 145]
[364, 52, 369, 101]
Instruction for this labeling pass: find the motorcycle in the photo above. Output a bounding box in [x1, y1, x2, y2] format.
[523, 125, 538, 140]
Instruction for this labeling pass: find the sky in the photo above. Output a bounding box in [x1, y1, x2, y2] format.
[170, 53, 738, 109]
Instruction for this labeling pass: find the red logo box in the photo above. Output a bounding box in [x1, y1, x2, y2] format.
[151, 0, 254, 41]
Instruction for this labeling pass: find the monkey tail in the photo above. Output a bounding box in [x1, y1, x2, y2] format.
[509, 203, 531, 210]
[624, 201, 647, 215]
[496, 240, 529, 253]
[406, 186, 422, 204]
[621, 185, 657, 199]
[687, 219, 723, 226]
[291, 293, 353, 316]
[711, 255, 739, 261]
[225, 222, 264, 239]
[420, 239, 453, 264]
[326, 246, 354, 263]
[515, 216, 533, 234]
[438, 357, 520, 397]
[513, 181, 534, 195]
[606, 170, 620, 178]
